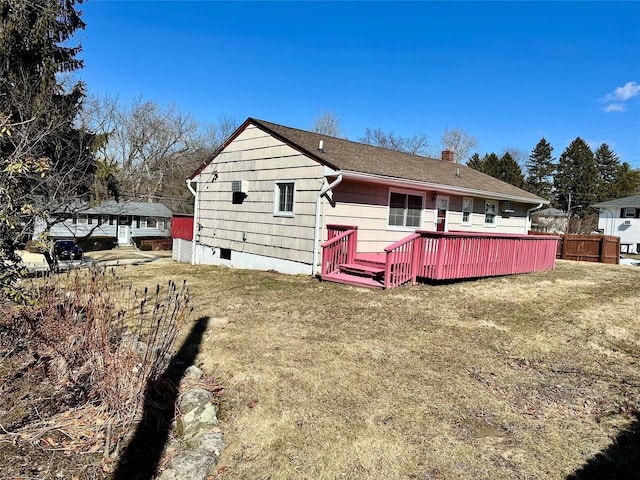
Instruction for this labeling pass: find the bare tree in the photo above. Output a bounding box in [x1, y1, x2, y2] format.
[440, 127, 479, 164]
[360, 127, 430, 156]
[311, 110, 346, 138]
[83, 95, 236, 212]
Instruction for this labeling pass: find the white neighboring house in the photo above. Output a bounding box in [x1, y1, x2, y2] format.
[33, 201, 173, 246]
[593, 194, 640, 254]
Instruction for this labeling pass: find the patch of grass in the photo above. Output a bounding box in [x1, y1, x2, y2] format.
[105, 261, 640, 478]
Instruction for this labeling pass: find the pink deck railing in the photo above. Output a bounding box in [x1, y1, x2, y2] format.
[320, 225, 559, 289]
[413, 231, 558, 281]
[321, 226, 358, 275]
[384, 233, 421, 289]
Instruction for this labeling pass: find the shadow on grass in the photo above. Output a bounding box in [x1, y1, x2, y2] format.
[567, 413, 640, 480]
[113, 316, 210, 480]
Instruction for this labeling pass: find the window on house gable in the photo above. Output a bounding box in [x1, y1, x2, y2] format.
[462, 197, 473, 225]
[388, 191, 423, 228]
[274, 182, 295, 216]
[485, 201, 497, 225]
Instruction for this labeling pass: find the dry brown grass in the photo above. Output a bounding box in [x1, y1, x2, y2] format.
[116, 260, 640, 480]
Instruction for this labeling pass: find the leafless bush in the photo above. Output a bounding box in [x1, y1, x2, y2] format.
[0, 264, 191, 454]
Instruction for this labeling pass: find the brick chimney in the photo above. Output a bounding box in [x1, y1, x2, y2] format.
[441, 149, 455, 162]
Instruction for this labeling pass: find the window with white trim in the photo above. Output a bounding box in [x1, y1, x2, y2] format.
[274, 182, 295, 216]
[624, 207, 636, 218]
[388, 191, 423, 228]
[462, 197, 473, 225]
[485, 201, 497, 225]
[147, 217, 157, 228]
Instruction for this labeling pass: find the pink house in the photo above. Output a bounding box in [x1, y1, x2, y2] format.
[177, 118, 557, 288]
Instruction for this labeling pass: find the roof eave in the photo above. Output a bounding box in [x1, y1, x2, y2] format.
[337, 170, 549, 205]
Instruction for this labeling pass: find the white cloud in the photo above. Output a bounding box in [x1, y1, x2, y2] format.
[603, 103, 626, 113]
[603, 81, 640, 102]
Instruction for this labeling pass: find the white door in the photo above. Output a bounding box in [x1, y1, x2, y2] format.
[117, 225, 131, 245]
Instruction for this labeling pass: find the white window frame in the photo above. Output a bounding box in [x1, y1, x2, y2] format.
[76, 214, 88, 225]
[139, 216, 147, 228]
[387, 188, 424, 231]
[147, 217, 157, 228]
[484, 200, 497, 226]
[274, 181, 295, 217]
[624, 207, 636, 218]
[462, 197, 473, 226]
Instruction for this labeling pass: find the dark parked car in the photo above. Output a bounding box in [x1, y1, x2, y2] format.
[52, 240, 83, 261]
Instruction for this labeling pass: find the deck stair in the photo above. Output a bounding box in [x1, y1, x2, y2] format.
[322, 255, 386, 289]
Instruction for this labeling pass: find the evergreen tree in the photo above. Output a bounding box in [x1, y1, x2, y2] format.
[616, 162, 640, 198]
[467, 152, 485, 171]
[594, 143, 624, 202]
[525, 138, 555, 200]
[482, 153, 502, 179]
[499, 152, 524, 188]
[554, 137, 598, 213]
[1, 0, 94, 299]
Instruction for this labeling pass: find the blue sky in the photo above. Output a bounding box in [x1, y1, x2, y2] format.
[78, 1, 640, 167]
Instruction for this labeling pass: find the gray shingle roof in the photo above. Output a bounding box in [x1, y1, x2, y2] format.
[592, 194, 640, 208]
[196, 118, 547, 204]
[53, 201, 173, 217]
[537, 208, 567, 217]
[255, 119, 546, 203]
[85, 201, 172, 217]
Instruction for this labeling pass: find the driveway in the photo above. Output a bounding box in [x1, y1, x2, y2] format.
[17, 249, 173, 273]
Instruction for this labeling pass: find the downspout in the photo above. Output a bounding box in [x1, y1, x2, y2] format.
[312, 174, 343, 276]
[601, 208, 615, 236]
[186, 177, 198, 265]
[526, 203, 544, 233]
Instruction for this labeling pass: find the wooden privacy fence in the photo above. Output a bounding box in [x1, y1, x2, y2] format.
[529, 232, 620, 264]
[558, 234, 620, 264]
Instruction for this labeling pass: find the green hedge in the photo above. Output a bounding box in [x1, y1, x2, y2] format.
[77, 236, 118, 252]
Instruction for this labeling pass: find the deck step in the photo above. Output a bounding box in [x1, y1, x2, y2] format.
[354, 253, 386, 267]
[339, 262, 385, 277]
[321, 271, 384, 290]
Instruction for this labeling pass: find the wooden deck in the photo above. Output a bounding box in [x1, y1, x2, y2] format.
[320, 226, 559, 290]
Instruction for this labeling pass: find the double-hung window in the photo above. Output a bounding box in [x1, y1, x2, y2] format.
[388, 191, 423, 228]
[485, 201, 497, 225]
[274, 182, 295, 216]
[624, 207, 636, 218]
[462, 197, 473, 225]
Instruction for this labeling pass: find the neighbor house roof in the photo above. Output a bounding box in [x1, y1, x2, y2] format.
[536, 208, 567, 217]
[592, 194, 640, 208]
[53, 201, 172, 217]
[193, 118, 547, 204]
